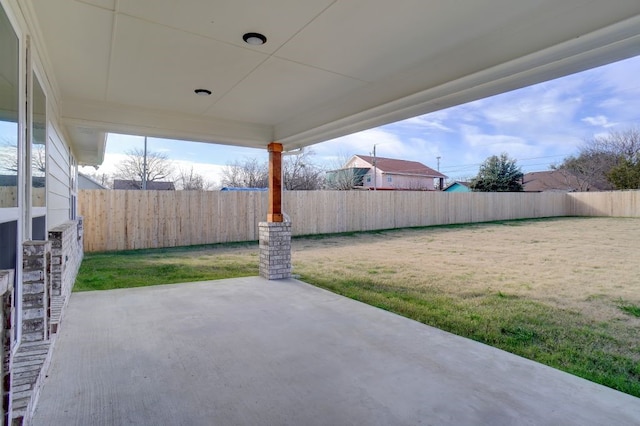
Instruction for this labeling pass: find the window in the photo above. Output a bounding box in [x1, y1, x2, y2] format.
[1, 3, 21, 344]
[387, 176, 392, 183]
[0, 5, 20, 211]
[366, 176, 371, 183]
[69, 154, 77, 220]
[31, 73, 46, 210]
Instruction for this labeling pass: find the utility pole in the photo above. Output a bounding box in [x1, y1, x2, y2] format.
[142, 136, 148, 190]
[436, 156, 441, 171]
[373, 144, 377, 191]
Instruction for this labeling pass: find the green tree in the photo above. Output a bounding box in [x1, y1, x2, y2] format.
[607, 159, 640, 189]
[470, 153, 523, 192]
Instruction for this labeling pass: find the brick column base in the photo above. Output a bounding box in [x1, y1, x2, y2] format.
[0, 270, 14, 426]
[22, 241, 51, 342]
[259, 222, 292, 280]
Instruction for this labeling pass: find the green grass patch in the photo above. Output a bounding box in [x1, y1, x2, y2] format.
[619, 304, 640, 318]
[299, 273, 640, 398]
[74, 243, 258, 291]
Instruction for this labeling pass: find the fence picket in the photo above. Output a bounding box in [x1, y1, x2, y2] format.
[78, 190, 640, 252]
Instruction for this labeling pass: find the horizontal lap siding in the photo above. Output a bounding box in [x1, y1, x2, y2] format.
[47, 125, 71, 228]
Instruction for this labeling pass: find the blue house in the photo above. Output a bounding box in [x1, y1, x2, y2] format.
[444, 181, 472, 192]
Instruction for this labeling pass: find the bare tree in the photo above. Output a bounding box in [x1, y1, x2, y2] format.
[283, 149, 324, 190]
[115, 148, 175, 185]
[32, 145, 46, 176]
[324, 152, 362, 190]
[220, 157, 268, 188]
[551, 167, 592, 192]
[597, 128, 640, 161]
[552, 153, 616, 191]
[554, 128, 640, 190]
[177, 166, 213, 190]
[0, 140, 19, 174]
[83, 171, 113, 188]
[0, 141, 46, 175]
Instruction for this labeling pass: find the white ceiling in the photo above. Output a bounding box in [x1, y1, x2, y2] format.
[29, 0, 640, 164]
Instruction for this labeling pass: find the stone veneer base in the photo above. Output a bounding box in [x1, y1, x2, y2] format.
[259, 222, 292, 280]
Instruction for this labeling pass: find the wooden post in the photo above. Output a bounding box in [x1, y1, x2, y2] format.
[267, 142, 283, 222]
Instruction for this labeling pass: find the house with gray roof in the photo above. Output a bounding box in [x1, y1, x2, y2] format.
[112, 179, 175, 191]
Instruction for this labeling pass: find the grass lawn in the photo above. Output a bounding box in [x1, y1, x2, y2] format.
[75, 217, 640, 398]
[74, 242, 259, 291]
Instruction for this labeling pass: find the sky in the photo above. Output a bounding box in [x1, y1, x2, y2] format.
[80, 54, 640, 185]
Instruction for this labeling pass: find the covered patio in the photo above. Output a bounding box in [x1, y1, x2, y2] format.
[5, 0, 640, 423]
[29, 0, 640, 281]
[32, 277, 640, 425]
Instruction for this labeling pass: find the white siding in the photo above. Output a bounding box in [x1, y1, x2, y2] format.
[47, 124, 71, 228]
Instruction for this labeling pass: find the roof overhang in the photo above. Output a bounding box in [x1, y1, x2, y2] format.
[26, 0, 640, 165]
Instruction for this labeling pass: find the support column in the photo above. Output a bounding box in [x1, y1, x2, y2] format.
[267, 142, 283, 223]
[259, 142, 292, 280]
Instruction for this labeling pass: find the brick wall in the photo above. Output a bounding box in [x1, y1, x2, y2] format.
[48, 219, 83, 298]
[48, 218, 83, 334]
[21, 243, 51, 342]
[1, 269, 14, 426]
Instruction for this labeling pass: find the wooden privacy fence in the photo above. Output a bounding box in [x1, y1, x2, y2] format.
[0, 188, 45, 208]
[567, 191, 640, 217]
[79, 190, 640, 252]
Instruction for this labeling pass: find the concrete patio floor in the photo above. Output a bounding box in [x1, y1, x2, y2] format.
[31, 277, 640, 425]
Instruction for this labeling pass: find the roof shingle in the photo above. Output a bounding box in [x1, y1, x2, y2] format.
[354, 155, 446, 178]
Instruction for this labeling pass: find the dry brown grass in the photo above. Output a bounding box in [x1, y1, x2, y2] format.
[292, 217, 640, 323]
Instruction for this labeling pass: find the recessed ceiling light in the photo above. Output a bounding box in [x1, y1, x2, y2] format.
[243, 32, 267, 45]
[194, 89, 212, 96]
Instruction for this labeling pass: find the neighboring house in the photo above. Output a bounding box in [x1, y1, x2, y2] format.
[443, 181, 472, 192]
[113, 179, 176, 190]
[334, 155, 447, 190]
[522, 170, 605, 192]
[78, 172, 109, 190]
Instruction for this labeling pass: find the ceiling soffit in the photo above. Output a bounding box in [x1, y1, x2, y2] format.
[26, 0, 640, 161]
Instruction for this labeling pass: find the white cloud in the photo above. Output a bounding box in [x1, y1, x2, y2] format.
[82, 153, 129, 176]
[173, 160, 225, 187]
[79, 153, 225, 187]
[401, 114, 453, 132]
[314, 128, 407, 165]
[457, 124, 544, 164]
[597, 97, 624, 109]
[581, 115, 617, 128]
[478, 85, 582, 132]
